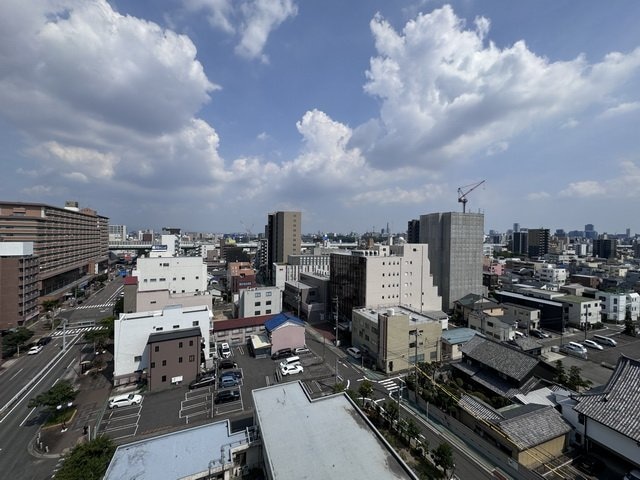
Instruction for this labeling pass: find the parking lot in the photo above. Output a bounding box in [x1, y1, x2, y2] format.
[98, 400, 143, 441]
[96, 334, 338, 440]
[545, 327, 640, 387]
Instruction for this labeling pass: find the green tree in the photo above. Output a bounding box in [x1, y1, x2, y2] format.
[332, 381, 346, 394]
[384, 400, 399, 424]
[54, 436, 116, 480]
[1, 327, 34, 358]
[28, 380, 77, 412]
[553, 360, 567, 386]
[432, 442, 454, 478]
[567, 366, 592, 392]
[406, 418, 421, 447]
[623, 312, 637, 337]
[358, 379, 373, 406]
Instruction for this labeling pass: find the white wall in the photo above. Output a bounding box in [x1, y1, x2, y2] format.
[134, 256, 207, 294]
[114, 305, 212, 378]
[239, 287, 282, 318]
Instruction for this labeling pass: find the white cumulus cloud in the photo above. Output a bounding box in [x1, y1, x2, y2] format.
[351, 5, 640, 170]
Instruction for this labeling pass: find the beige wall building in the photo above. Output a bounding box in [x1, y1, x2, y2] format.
[352, 306, 445, 374]
[0, 201, 108, 302]
[266, 211, 301, 284]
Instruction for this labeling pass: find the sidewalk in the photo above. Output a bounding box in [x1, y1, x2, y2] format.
[31, 352, 114, 459]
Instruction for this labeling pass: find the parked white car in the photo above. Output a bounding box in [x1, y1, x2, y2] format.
[583, 339, 603, 350]
[346, 347, 362, 359]
[280, 364, 304, 376]
[220, 342, 232, 358]
[108, 393, 142, 409]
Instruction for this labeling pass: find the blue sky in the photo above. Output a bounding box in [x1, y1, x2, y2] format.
[1, 1, 640, 236]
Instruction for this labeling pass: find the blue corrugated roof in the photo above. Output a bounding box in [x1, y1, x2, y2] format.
[441, 327, 478, 345]
[264, 312, 304, 332]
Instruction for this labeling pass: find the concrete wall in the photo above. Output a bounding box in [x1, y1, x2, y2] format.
[134, 257, 207, 294]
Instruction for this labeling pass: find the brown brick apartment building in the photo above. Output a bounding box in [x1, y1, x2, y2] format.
[0, 242, 40, 330]
[147, 327, 202, 391]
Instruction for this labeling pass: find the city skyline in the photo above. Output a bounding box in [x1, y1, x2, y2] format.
[1, 1, 640, 234]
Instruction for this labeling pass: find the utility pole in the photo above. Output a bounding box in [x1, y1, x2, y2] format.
[62, 319, 68, 352]
[333, 296, 339, 347]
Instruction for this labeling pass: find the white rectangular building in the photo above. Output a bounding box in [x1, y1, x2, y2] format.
[133, 256, 207, 294]
[114, 305, 213, 385]
[238, 286, 282, 318]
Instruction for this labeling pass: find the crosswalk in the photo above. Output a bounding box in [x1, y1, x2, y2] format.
[378, 378, 400, 393]
[75, 302, 114, 310]
[51, 326, 106, 337]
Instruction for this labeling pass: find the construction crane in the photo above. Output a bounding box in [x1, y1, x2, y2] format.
[457, 180, 485, 213]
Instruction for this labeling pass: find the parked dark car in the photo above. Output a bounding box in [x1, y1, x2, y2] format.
[220, 370, 242, 381]
[271, 348, 293, 360]
[218, 359, 237, 370]
[189, 374, 216, 390]
[214, 390, 240, 404]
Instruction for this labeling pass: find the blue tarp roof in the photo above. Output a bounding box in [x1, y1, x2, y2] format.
[264, 312, 304, 332]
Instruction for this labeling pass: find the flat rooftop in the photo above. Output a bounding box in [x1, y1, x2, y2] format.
[354, 305, 447, 324]
[252, 381, 417, 480]
[104, 421, 248, 480]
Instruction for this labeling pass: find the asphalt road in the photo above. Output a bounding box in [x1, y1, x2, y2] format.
[0, 337, 84, 480]
[59, 279, 123, 327]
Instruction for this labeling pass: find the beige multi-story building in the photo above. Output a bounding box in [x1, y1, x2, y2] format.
[0, 242, 40, 330]
[266, 211, 301, 284]
[0, 201, 109, 303]
[352, 305, 445, 374]
[330, 243, 444, 323]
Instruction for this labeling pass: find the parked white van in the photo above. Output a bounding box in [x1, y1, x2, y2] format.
[567, 342, 588, 354]
[592, 334, 617, 347]
[279, 356, 301, 369]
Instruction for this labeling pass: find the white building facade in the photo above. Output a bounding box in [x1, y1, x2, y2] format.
[238, 286, 282, 318]
[134, 256, 207, 294]
[114, 305, 213, 386]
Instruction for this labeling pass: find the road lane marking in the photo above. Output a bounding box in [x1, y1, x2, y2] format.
[9, 368, 24, 381]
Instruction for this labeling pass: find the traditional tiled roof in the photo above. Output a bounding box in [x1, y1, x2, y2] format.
[497, 406, 571, 450]
[573, 355, 640, 442]
[458, 394, 503, 421]
[458, 395, 571, 451]
[460, 336, 539, 381]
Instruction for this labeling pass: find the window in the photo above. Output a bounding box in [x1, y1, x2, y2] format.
[162, 375, 167, 382]
[154, 345, 159, 352]
[192, 321, 199, 327]
[189, 340, 194, 346]
[266, 309, 271, 314]
[266, 300, 271, 305]
[159, 278, 166, 282]
[162, 360, 167, 366]
[189, 355, 195, 362]
[150, 300, 157, 304]
[173, 325, 180, 329]
[255, 301, 261, 307]
[156, 327, 163, 332]
[255, 292, 261, 298]
[255, 310, 261, 315]
[266, 291, 272, 297]
[182, 277, 185, 280]
[151, 362, 155, 368]
[178, 357, 183, 363]
[179, 342, 183, 348]
[134, 355, 142, 362]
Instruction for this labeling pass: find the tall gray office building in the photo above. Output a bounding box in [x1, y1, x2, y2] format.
[419, 212, 484, 311]
[266, 211, 301, 284]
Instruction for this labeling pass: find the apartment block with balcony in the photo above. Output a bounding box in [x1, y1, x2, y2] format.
[0, 201, 108, 302]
